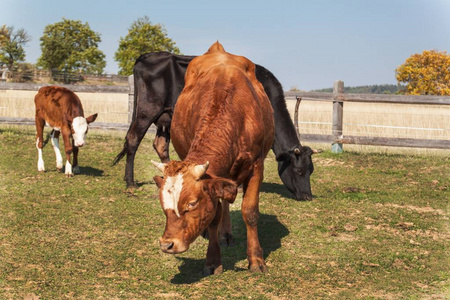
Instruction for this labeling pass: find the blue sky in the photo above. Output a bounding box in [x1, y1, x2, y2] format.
[2, 0, 449, 90]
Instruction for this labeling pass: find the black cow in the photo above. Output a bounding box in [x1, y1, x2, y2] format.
[113, 52, 317, 201]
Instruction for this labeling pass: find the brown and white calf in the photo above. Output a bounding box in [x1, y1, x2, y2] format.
[152, 42, 274, 275]
[34, 86, 97, 177]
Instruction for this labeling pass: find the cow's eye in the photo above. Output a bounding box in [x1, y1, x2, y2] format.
[187, 200, 198, 210]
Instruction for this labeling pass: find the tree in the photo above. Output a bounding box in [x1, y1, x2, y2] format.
[0, 25, 31, 70]
[37, 18, 106, 74]
[114, 16, 181, 75]
[396, 50, 450, 96]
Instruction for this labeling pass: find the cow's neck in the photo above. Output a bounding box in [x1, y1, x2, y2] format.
[257, 70, 302, 155]
[272, 108, 301, 155]
[69, 104, 84, 118]
[185, 148, 227, 173]
[184, 135, 233, 177]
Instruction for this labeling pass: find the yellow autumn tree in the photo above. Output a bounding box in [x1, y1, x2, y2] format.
[396, 50, 450, 96]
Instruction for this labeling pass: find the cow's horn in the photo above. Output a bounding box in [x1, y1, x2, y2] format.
[193, 161, 209, 179]
[294, 148, 301, 155]
[151, 160, 167, 173]
[312, 149, 323, 154]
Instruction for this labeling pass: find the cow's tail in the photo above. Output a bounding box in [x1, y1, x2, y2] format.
[112, 142, 127, 166]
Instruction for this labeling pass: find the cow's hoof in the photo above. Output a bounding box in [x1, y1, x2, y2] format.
[220, 233, 234, 246]
[203, 264, 223, 276]
[126, 182, 138, 190]
[73, 166, 80, 174]
[65, 173, 74, 178]
[125, 187, 135, 195]
[249, 264, 268, 273]
[56, 167, 63, 173]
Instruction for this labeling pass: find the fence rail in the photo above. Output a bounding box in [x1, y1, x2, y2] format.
[288, 81, 450, 152]
[0, 82, 129, 93]
[0, 79, 449, 152]
[284, 90, 450, 105]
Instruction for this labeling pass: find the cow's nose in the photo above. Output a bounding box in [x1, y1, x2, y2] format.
[75, 142, 84, 147]
[160, 240, 174, 252]
[296, 193, 313, 201]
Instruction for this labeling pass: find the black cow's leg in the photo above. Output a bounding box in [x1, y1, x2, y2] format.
[204, 201, 223, 275]
[153, 125, 171, 163]
[219, 201, 234, 246]
[124, 117, 154, 188]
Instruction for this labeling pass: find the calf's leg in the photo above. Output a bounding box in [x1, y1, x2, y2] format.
[50, 130, 63, 171]
[61, 129, 73, 177]
[72, 145, 80, 174]
[35, 117, 45, 172]
[242, 162, 267, 273]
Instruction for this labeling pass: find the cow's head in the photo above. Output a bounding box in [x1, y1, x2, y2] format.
[276, 146, 319, 201]
[66, 113, 98, 147]
[152, 160, 238, 254]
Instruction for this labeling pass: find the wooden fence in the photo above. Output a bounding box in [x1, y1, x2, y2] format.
[1, 78, 449, 152]
[285, 81, 450, 152]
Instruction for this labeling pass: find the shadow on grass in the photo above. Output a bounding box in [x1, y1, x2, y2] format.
[171, 212, 289, 284]
[79, 166, 104, 177]
[260, 182, 295, 199]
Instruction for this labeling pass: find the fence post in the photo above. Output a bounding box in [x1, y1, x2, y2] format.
[332, 80, 344, 153]
[128, 75, 134, 124]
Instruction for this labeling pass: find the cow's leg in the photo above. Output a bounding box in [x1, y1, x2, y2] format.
[124, 117, 154, 188]
[242, 161, 267, 273]
[50, 130, 63, 171]
[153, 125, 171, 163]
[219, 201, 234, 246]
[35, 117, 46, 172]
[72, 145, 80, 174]
[204, 201, 223, 275]
[61, 129, 73, 177]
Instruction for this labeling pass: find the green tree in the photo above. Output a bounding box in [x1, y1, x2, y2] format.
[114, 16, 181, 75]
[37, 18, 106, 74]
[0, 25, 31, 70]
[396, 50, 450, 96]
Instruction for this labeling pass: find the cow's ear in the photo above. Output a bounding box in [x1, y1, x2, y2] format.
[86, 113, 98, 124]
[153, 176, 164, 189]
[208, 178, 238, 203]
[276, 152, 291, 162]
[65, 113, 73, 124]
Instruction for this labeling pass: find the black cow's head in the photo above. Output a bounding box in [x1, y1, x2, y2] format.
[276, 146, 318, 201]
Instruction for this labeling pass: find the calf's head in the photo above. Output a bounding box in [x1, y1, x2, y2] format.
[66, 113, 98, 147]
[276, 146, 319, 201]
[152, 160, 238, 254]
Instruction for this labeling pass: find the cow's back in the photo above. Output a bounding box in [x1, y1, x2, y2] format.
[35, 86, 84, 128]
[171, 43, 274, 181]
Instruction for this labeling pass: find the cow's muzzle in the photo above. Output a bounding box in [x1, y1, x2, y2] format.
[296, 192, 313, 201]
[160, 240, 174, 253]
[159, 237, 188, 254]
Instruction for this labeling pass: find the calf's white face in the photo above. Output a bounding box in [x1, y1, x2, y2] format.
[72, 117, 88, 147]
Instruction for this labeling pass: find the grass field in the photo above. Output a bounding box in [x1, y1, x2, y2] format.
[0, 125, 449, 299]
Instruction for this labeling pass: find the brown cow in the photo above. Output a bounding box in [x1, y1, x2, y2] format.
[34, 86, 97, 177]
[152, 42, 274, 275]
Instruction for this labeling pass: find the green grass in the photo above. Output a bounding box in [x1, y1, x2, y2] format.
[0, 125, 448, 299]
